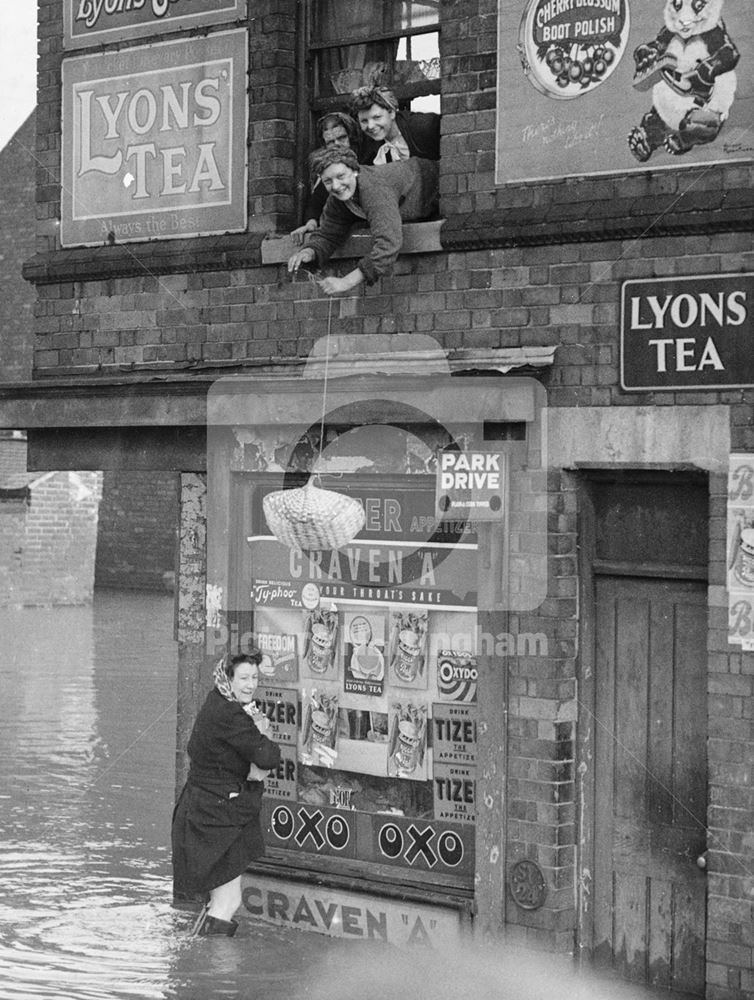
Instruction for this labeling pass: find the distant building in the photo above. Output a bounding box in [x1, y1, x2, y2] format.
[0, 430, 101, 604]
[0, 112, 35, 382]
[0, 113, 176, 596]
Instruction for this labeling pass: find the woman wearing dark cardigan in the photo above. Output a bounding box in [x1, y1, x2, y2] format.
[172, 651, 280, 937]
[349, 86, 441, 164]
[287, 146, 439, 296]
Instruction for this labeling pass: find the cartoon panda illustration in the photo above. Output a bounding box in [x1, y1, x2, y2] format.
[628, 0, 739, 162]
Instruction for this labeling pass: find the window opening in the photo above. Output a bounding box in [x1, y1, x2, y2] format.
[309, 1, 440, 114]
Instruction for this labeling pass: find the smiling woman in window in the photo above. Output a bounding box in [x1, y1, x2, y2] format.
[287, 146, 439, 297]
[290, 111, 365, 246]
[350, 86, 440, 164]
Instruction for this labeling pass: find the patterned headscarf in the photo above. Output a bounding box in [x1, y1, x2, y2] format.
[213, 657, 258, 718]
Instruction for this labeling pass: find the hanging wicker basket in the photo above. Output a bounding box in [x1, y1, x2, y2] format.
[263, 479, 365, 551]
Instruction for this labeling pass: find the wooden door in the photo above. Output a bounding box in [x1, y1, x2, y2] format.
[593, 575, 707, 995]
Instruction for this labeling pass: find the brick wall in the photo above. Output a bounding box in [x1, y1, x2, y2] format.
[28, 235, 752, 389]
[0, 435, 29, 481]
[0, 113, 36, 382]
[95, 471, 179, 590]
[0, 471, 102, 605]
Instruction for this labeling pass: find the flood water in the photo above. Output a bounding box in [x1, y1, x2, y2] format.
[0, 589, 662, 1000]
[0, 589, 356, 1000]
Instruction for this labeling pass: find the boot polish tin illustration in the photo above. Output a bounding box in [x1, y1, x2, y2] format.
[518, 0, 630, 99]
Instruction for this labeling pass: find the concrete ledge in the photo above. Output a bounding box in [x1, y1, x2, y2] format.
[260, 220, 444, 265]
[548, 404, 730, 474]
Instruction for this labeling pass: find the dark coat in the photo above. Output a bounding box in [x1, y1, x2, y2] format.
[361, 110, 441, 162]
[305, 158, 439, 285]
[172, 689, 280, 898]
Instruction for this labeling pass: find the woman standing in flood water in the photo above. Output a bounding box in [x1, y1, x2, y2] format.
[172, 650, 280, 937]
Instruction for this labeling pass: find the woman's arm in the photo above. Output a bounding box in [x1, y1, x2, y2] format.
[222, 707, 281, 770]
[317, 269, 365, 296]
[290, 182, 329, 245]
[354, 175, 405, 285]
[302, 196, 356, 268]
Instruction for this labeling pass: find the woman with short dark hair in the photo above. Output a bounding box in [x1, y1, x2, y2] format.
[172, 649, 280, 937]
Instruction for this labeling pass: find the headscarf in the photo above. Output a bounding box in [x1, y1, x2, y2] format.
[315, 111, 360, 148]
[213, 657, 258, 719]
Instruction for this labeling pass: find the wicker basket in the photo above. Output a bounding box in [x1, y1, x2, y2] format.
[263, 480, 365, 551]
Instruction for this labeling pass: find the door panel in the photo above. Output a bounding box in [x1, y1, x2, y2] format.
[593, 577, 707, 995]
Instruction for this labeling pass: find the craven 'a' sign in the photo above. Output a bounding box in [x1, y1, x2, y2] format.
[61, 31, 247, 246]
[621, 274, 754, 391]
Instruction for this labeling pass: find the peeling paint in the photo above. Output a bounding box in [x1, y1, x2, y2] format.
[206, 583, 224, 628]
[489, 845, 500, 864]
[177, 473, 207, 645]
[578, 866, 591, 913]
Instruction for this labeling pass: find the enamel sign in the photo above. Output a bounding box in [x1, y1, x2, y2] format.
[64, 0, 246, 48]
[61, 31, 248, 246]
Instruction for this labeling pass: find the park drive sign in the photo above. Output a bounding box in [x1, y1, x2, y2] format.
[621, 274, 754, 391]
[435, 450, 507, 521]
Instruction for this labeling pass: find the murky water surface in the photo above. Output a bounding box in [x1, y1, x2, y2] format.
[0, 590, 358, 1000]
[0, 590, 663, 1000]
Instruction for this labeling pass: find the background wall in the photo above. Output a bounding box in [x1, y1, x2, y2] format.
[95, 471, 179, 591]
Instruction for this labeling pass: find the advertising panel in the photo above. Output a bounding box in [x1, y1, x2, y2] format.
[433, 764, 476, 825]
[496, 0, 754, 183]
[431, 703, 477, 766]
[435, 449, 507, 521]
[61, 30, 248, 246]
[243, 479, 478, 882]
[621, 273, 754, 391]
[246, 536, 477, 611]
[241, 873, 465, 947]
[65, 0, 246, 49]
[263, 745, 297, 802]
[728, 453, 754, 648]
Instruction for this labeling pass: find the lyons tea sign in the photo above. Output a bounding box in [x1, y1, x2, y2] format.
[61, 31, 247, 246]
[621, 274, 754, 391]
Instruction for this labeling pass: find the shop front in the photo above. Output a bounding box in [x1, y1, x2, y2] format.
[201, 359, 548, 940]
